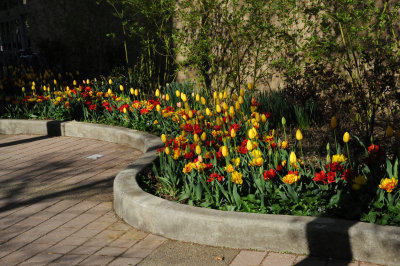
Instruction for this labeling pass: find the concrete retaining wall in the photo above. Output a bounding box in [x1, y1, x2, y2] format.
[1, 119, 399, 265]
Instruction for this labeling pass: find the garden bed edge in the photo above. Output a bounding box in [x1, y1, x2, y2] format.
[1, 119, 399, 265]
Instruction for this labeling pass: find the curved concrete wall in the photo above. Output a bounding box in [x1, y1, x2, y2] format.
[1, 119, 399, 265]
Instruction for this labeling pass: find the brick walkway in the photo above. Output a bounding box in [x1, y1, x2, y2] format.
[0, 134, 379, 265]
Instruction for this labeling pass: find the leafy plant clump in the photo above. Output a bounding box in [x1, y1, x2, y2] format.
[2, 70, 399, 226]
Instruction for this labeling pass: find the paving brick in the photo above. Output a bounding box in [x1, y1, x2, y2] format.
[122, 247, 154, 259]
[43, 200, 81, 214]
[60, 213, 100, 229]
[294, 255, 328, 266]
[129, 234, 167, 250]
[92, 229, 125, 245]
[52, 254, 88, 265]
[108, 257, 142, 266]
[85, 202, 112, 215]
[230, 250, 267, 266]
[108, 237, 140, 248]
[56, 236, 89, 246]
[46, 244, 78, 254]
[70, 228, 104, 238]
[83, 221, 111, 231]
[261, 252, 297, 266]
[106, 222, 133, 231]
[0, 243, 51, 265]
[70, 245, 102, 255]
[79, 255, 115, 265]
[94, 246, 127, 257]
[34, 228, 76, 244]
[19, 251, 63, 265]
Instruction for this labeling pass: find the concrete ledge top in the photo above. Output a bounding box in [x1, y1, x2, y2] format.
[1, 119, 399, 265]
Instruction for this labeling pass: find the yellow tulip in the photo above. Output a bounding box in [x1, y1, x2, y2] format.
[73, 80, 77, 86]
[255, 113, 260, 122]
[176, 90, 180, 97]
[216, 117, 223, 126]
[223, 91, 228, 99]
[216, 105, 222, 113]
[134, 89, 139, 96]
[161, 134, 167, 143]
[156, 104, 161, 112]
[219, 92, 223, 99]
[165, 147, 170, 155]
[130, 88, 134, 95]
[21, 87, 25, 93]
[248, 82, 253, 91]
[194, 134, 200, 143]
[240, 88, 245, 97]
[195, 145, 202, 155]
[229, 106, 235, 117]
[246, 140, 253, 151]
[120, 85, 124, 91]
[181, 93, 187, 102]
[330, 116, 338, 129]
[108, 79, 112, 85]
[206, 108, 211, 116]
[343, 132, 350, 143]
[238, 96, 244, 104]
[290, 152, 297, 166]
[155, 89, 160, 97]
[221, 146, 229, 157]
[230, 128, 236, 138]
[222, 102, 228, 110]
[108, 88, 112, 95]
[296, 129, 303, 141]
[201, 132, 207, 141]
[195, 94, 200, 101]
[261, 114, 267, 123]
[188, 110, 193, 118]
[201, 97, 206, 105]
[54, 79, 57, 85]
[166, 94, 170, 101]
[123, 107, 127, 114]
[232, 93, 238, 101]
[386, 125, 394, 137]
[235, 101, 241, 111]
[213, 91, 218, 99]
[248, 127, 257, 139]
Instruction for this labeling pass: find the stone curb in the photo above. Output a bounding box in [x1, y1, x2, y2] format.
[1, 119, 399, 265]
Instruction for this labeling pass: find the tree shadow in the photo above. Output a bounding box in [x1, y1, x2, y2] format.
[0, 135, 54, 148]
[295, 217, 357, 265]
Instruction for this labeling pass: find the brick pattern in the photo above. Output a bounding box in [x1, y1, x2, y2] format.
[0, 135, 381, 265]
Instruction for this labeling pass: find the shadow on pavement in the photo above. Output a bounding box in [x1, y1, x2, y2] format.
[0, 176, 115, 213]
[0, 135, 54, 148]
[295, 217, 357, 265]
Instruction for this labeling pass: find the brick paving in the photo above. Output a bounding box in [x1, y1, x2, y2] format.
[0, 134, 381, 266]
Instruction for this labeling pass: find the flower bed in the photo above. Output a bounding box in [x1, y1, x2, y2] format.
[1, 68, 399, 226]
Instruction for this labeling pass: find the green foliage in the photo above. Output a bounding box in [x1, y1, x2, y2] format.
[176, 0, 290, 92]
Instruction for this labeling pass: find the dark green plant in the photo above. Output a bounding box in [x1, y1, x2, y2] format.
[100, 0, 176, 91]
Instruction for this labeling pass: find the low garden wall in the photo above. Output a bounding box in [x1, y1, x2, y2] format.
[1, 119, 399, 265]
